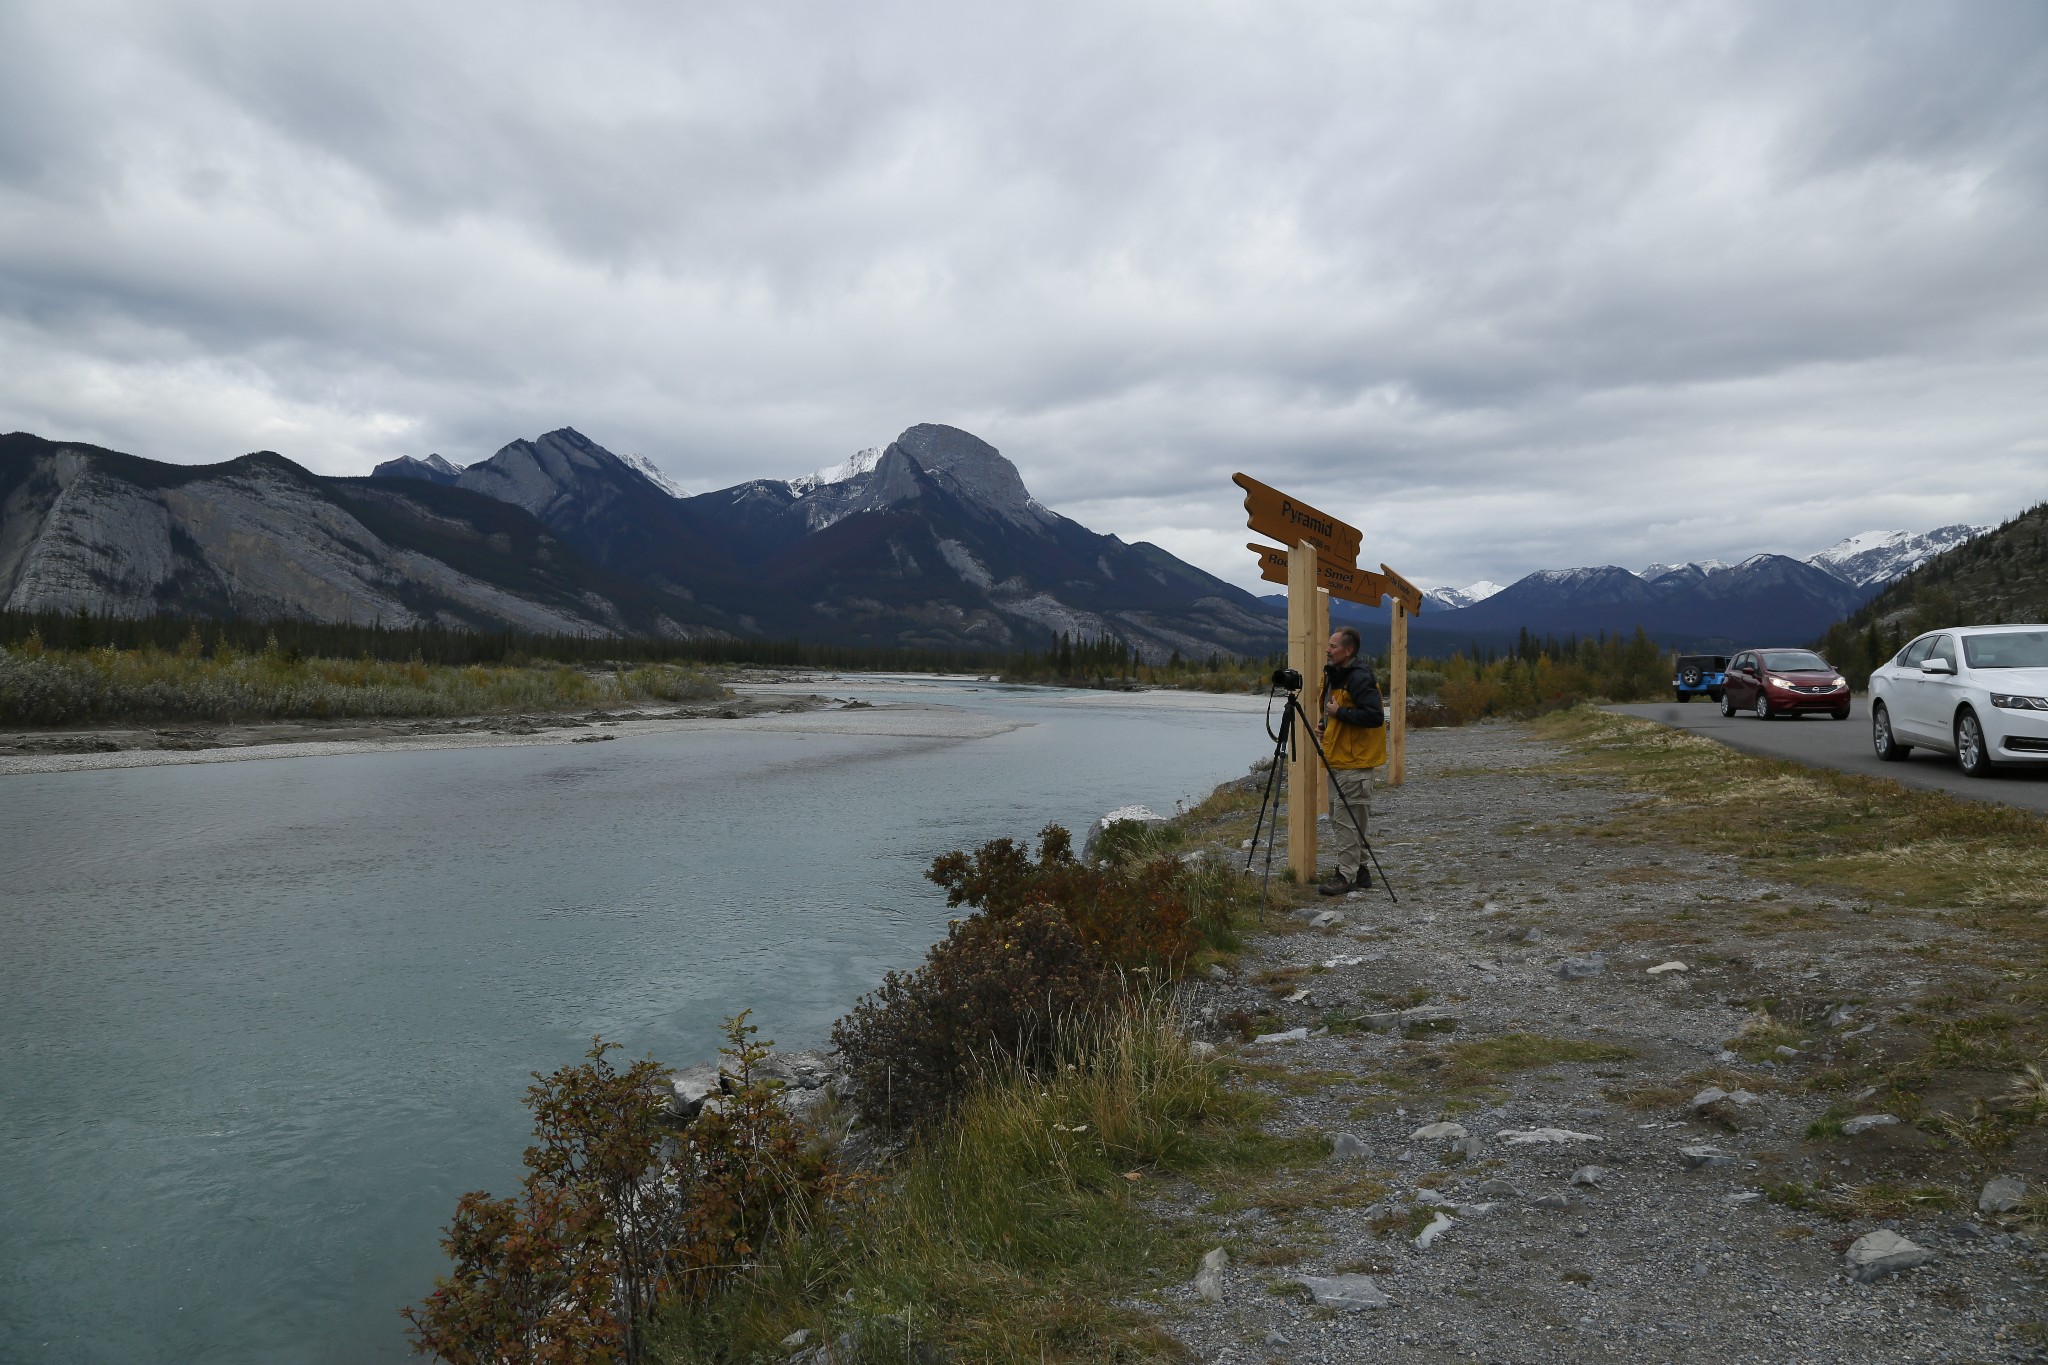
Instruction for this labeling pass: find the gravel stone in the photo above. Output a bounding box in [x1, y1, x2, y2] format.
[1844, 1230, 1935, 1282]
[1291, 1274, 1393, 1310]
[1979, 1175, 2026, 1214]
[1841, 1114, 1899, 1135]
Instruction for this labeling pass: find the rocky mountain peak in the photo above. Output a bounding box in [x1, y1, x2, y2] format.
[371, 453, 464, 485]
[1807, 524, 1989, 588]
[883, 424, 1041, 522]
[454, 427, 638, 520]
[779, 423, 1061, 537]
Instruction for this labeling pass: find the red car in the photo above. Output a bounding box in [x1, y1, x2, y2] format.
[1718, 647, 1851, 720]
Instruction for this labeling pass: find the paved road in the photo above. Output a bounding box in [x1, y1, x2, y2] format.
[1604, 700, 2048, 815]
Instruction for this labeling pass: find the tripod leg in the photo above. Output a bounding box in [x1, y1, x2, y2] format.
[1291, 696, 1397, 904]
[1243, 734, 1286, 877]
[1256, 704, 1297, 911]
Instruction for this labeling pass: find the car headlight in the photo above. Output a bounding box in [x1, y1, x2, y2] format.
[1768, 675, 1792, 688]
[1991, 693, 2048, 711]
[1829, 676, 1845, 687]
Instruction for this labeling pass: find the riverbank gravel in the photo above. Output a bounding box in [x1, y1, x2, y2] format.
[1148, 720, 2044, 1365]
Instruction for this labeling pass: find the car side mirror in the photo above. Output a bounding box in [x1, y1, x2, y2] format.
[1920, 658, 1955, 675]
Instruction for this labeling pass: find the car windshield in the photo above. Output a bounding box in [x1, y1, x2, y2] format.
[1962, 630, 2048, 669]
[1760, 650, 1830, 672]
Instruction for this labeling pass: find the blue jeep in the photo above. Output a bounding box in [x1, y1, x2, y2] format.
[1671, 653, 1728, 703]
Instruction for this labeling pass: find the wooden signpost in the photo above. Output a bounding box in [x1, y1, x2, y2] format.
[1234, 473, 1421, 883]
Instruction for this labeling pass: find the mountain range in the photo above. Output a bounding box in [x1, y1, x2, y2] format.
[1376, 523, 1991, 650]
[1, 424, 1283, 661]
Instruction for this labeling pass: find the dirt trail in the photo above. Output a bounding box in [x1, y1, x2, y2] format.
[1154, 720, 2044, 1364]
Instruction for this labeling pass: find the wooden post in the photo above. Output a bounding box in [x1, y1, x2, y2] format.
[1286, 542, 1321, 884]
[1314, 587, 1330, 824]
[1389, 601, 1409, 787]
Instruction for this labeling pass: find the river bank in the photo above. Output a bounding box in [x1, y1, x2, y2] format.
[1134, 713, 2045, 1362]
[1, 680, 1273, 1364]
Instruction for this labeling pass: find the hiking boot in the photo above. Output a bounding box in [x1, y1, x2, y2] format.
[1317, 871, 1352, 896]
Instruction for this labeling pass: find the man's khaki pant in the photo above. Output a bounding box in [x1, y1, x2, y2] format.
[1326, 766, 1374, 880]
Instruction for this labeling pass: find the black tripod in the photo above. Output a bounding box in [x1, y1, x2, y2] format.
[1244, 676, 1395, 914]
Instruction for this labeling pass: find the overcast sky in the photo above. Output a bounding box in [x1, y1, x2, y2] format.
[3, 1, 2044, 592]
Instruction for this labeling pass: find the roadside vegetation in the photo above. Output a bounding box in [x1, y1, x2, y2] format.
[1539, 705, 2048, 1207]
[0, 629, 726, 727]
[406, 817, 1324, 1364]
[1401, 627, 1673, 725]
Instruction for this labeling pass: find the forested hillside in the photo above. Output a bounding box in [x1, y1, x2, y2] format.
[1818, 499, 2048, 684]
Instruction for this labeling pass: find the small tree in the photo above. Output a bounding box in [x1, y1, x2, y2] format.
[405, 1020, 835, 1364]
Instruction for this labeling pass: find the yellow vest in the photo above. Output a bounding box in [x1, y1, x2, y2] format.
[1322, 684, 1387, 770]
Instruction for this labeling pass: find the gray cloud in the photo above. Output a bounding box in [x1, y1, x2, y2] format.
[2, 0, 2045, 593]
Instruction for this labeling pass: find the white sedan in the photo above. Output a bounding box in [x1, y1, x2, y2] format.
[1868, 625, 2048, 777]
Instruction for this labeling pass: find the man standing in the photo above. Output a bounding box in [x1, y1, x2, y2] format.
[1318, 626, 1386, 895]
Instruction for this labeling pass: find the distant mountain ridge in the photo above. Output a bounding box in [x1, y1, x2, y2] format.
[1398, 523, 1994, 650]
[0, 433, 702, 635]
[4, 424, 1282, 661]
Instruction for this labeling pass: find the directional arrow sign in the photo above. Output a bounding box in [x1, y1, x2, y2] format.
[1249, 543, 1386, 607]
[1379, 562, 1425, 615]
[1232, 473, 1363, 562]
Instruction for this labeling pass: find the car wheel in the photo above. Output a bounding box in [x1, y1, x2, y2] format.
[1956, 710, 1993, 778]
[1720, 692, 1736, 717]
[1675, 691, 1692, 702]
[1708, 690, 1723, 703]
[1830, 708, 1850, 721]
[1754, 693, 1771, 721]
[1872, 702, 1910, 761]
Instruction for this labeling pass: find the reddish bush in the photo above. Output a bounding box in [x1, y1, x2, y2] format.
[926, 823, 1200, 974]
[830, 901, 1116, 1134]
[405, 1019, 835, 1364]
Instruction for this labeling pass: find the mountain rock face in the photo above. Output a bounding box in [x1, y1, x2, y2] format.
[624, 455, 686, 498]
[1807, 525, 1988, 589]
[0, 433, 719, 635]
[476, 422, 1279, 659]
[1, 423, 1279, 660]
[370, 453, 463, 486]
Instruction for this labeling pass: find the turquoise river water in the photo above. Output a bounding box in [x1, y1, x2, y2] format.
[0, 679, 1270, 1364]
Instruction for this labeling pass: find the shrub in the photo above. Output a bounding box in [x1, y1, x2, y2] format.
[831, 902, 1118, 1134]
[405, 1018, 834, 1365]
[926, 823, 1205, 974]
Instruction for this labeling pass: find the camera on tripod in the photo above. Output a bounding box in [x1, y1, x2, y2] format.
[1270, 667, 1303, 692]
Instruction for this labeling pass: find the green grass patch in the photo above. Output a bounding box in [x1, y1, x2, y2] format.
[650, 1005, 1316, 1363]
[1432, 1033, 1637, 1090]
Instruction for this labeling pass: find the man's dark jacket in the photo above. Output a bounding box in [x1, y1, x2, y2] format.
[1323, 657, 1385, 729]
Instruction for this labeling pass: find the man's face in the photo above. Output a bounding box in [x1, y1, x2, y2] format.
[1326, 632, 1355, 666]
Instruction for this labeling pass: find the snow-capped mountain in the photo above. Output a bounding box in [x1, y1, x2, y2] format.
[787, 447, 880, 495]
[1640, 559, 1728, 580]
[624, 454, 686, 498]
[1805, 525, 1987, 589]
[1423, 579, 1506, 610]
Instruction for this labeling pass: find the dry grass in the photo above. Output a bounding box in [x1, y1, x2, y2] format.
[1533, 707, 2048, 919]
[1, 638, 727, 725]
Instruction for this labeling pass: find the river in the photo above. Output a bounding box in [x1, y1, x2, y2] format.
[0, 678, 1270, 1364]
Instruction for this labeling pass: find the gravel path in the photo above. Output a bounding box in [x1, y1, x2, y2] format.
[1149, 720, 2044, 1365]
